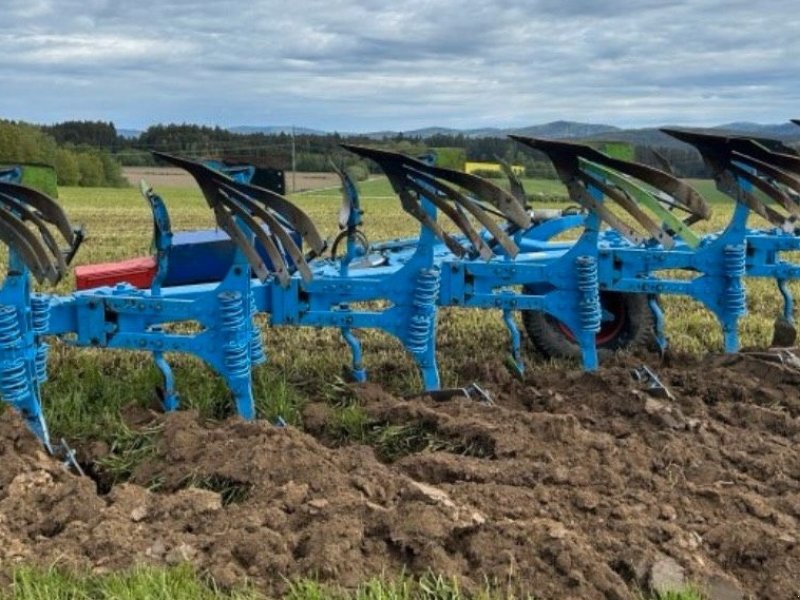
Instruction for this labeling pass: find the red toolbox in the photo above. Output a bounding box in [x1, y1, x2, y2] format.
[75, 256, 157, 290]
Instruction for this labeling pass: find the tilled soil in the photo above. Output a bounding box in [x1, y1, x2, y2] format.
[1, 352, 799, 599]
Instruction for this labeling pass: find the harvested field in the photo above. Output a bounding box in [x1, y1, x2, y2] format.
[1, 351, 798, 599]
[122, 167, 339, 193]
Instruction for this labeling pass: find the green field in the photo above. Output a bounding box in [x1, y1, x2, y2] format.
[3, 177, 777, 600]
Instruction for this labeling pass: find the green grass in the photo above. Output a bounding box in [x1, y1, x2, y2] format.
[3, 567, 503, 600]
[4, 565, 258, 600]
[1, 565, 707, 599]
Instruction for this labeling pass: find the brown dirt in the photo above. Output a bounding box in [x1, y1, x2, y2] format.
[1, 352, 799, 599]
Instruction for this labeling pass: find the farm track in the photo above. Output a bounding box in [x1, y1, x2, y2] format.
[1, 351, 798, 599]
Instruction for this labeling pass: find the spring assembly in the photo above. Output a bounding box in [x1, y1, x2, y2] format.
[249, 293, 266, 365]
[723, 244, 747, 278]
[0, 306, 20, 350]
[30, 295, 51, 334]
[576, 256, 602, 332]
[723, 245, 747, 316]
[0, 360, 30, 407]
[224, 342, 250, 379]
[35, 344, 49, 384]
[406, 314, 432, 354]
[219, 291, 246, 332]
[413, 268, 441, 308]
[406, 269, 440, 355]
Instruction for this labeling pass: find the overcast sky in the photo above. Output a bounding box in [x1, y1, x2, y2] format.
[1, 0, 798, 131]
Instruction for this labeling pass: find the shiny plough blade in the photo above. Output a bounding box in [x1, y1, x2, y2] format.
[329, 161, 361, 230]
[511, 136, 709, 248]
[0, 181, 83, 284]
[151, 152, 321, 286]
[341, 144, 526, 259]
[663, 128, 800, 229]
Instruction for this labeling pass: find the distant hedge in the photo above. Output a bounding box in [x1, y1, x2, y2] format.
[20, 165, 59, 197]
[0, 120, 126, 188]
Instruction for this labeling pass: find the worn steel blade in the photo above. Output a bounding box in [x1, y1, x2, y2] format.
[205, 200, 272, 284]
[512, 135, 710, 219]
[663, 129, 796, 226]
[421, 164, 530, 228]
[404, 166, 519, 258]
[329, 161, 356, 230]
[152, 152, 326, 256]
[341, 144, 468, 256]
[512, 138, 645, 244]
[402, 175, 493, 260]
[341, 144, 530, 228]
[579, 165, 676, 249]
[729, 162, 799, 218]
[219, 183, 312, 282]
[0, 181, 81, 256]
[729, 138, 800, 178]
[217, 190, 291, 287]
[579, 159, 701, 248]
[0, 207, 57, 283]
[0, 192, 67, 274]
[495, 156, 529, 208]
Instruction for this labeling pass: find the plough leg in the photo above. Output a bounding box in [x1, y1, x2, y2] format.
[502, 309, 524, 377]
[153, 348, 179, 411]
[772, 279, 797, 346]
[648, 295, 668, 354]
[577, 331, 599, 371]
[778, 279, 794, 322]
[412, 338, 440, 391]
[341, 327, 367, 382]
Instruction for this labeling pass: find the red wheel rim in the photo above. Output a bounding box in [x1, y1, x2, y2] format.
[554, 293, 628, 346]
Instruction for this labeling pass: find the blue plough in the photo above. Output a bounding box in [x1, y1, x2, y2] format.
[2, 123, 800, 453]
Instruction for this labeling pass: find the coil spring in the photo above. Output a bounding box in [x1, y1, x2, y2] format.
[724, 244, 746, 278]
[723, 245, 747, 316]
[0, 306, 20, 350]
[219, 292, 245, 331]
[224, 342, 250, 379]
[0, 360, 30, 406]
[35, 343, 49, 384]
[406, 314, 432, 354]
[249, 294, 266, 365]
[30, 295, 51, 334]
[576, 256, 602, 333]
[413, 268, 440, 309]
[405, 269, 440, 354]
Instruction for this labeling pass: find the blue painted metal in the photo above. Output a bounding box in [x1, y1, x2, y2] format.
[162, 227, 302, 286]
[0, 166, 22, 183]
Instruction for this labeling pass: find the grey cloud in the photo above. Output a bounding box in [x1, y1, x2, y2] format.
[0, 0, 798, 130]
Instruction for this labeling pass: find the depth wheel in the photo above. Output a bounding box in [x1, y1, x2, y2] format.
[522, 291, 655, 362]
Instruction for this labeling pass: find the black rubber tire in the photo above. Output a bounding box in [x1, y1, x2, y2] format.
[521, 291, 655, 362]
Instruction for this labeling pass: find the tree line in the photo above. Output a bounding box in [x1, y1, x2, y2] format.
[114, 124, 711, 178]
[1, 119, 716, 188]
[0, 120, 126, 187]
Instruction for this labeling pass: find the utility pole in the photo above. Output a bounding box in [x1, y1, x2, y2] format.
[290, 125, 296, 193]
